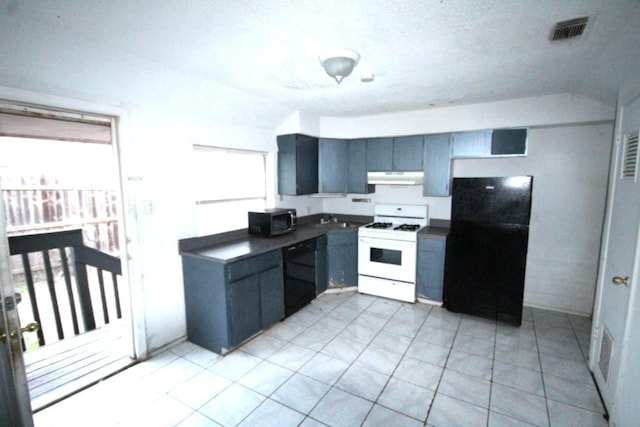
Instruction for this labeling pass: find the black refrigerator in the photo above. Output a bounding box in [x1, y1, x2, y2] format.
[443, 176, 533, 326]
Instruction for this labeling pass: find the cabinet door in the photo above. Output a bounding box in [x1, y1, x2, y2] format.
[347, 139, 370, 193]
[423, 133, 452, 197]
[367, 138, 394, 171]
[315, 235, 328, 295]
[417, 238, 446, 302]
[327, 244, 358, 287]
[277, 134, 297, 195]
[296, 135, 319, 194]
[228, 275, 261, 347]
[393, 135, 423, 171]
[277, 134, 318, 195]
[451, 130, 492, 158]
[319, 138, 348, 193]
[491, 129, 527, 156]
[260, 265, 284, 328]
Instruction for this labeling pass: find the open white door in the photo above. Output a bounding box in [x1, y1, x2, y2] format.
[591, 94, 640, 425]
[0, 178, 34, 427]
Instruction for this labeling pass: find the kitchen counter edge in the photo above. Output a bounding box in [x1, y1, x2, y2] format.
[179, 219, 449, 264]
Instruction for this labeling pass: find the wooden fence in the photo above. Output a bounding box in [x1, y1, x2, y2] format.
[2, 179, 122, 351]
[2, 185, 119, 255]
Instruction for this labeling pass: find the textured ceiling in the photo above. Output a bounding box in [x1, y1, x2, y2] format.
[1, 0, 639, 122]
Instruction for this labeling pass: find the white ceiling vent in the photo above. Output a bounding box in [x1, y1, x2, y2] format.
[622, 130, 639, 181]
[551, 16, 589, 41]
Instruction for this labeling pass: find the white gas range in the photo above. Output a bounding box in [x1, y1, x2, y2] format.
[358, 204, 429, 303]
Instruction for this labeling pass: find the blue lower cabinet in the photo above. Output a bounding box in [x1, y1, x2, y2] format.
[228, 275, 262, 347]
[417, 237, 446, 302]
[259, 266, 285, 327]
[326, 230, 358, 288]
[182, 249, 284, 354]
[315, 235, 328, 294]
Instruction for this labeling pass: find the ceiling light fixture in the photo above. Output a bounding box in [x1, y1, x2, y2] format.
[319, 49, 360, 84]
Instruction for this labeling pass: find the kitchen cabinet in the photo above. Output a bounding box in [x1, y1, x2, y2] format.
[393, 135, 424, 171]
[259, 265, 285, 327]
[423, 133, 453, 197]
[315, 235, 328, 295]
[491, 128, 528, 155]
[277, 134, 319, 195]
[326, 229, 358, 288]
[318, 138, 348, 193]
[347, 138, 373, 193]
[367, 136, 423, 171]
[451, 130, 492, 158]
[417, 236, 446, 302]
[182, 249, 284, 354]
[451, 129, 527, 158]
[228, 274, 262, 346]
[366, 137, 394, 171]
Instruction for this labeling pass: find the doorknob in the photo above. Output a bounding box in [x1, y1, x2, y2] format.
[0, 322, 39, 343]
[612, 276, 630, 286]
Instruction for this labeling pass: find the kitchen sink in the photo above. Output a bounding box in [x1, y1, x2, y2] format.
[314, 222, 359, 229]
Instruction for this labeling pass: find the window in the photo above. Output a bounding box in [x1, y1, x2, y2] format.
[193, 145, 267, 235]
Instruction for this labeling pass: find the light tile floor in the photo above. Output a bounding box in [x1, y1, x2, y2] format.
[33, 291, 607, 427]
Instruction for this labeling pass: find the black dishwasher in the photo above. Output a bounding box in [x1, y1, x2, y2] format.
[283, 238, 319, 317]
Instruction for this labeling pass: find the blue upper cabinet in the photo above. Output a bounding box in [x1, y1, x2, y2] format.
[423, 133, 453, 197]
[277, 134, 319, 195]
[491, 129, 528, 156]
[366, 137, 394, 171]
[393, 135, 424, 171]
[451, 130, 492, 158]
[367, 136, 423, 171]
[452, 129, 527, 158]
[347, 139, 373, 194]
[318, 138, 348, 193]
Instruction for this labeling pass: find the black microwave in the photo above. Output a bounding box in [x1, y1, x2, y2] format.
[248, 208, 297, 237]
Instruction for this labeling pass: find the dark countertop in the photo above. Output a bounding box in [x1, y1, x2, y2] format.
[419, 225, 450, 239]
[180, 224, 360, 264]
[180, 219, 449, 264]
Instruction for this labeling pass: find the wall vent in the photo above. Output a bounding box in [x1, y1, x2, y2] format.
[551, 16, 589, 41]
[599, 326, 614, 382]
[622, 130, 639, 181]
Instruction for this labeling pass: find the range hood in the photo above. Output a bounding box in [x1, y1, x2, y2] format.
[367, 171, 424, 185]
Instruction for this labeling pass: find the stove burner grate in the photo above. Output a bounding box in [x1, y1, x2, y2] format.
[394, 224, 421, 231]
[365, 222, 393, 229]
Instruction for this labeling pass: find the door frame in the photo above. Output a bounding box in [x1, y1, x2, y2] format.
[0, 85, 147, 361]
[589, 92, 640, 423]
[1, 178, 33, 426]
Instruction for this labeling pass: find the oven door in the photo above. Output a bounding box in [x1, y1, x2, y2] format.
[358, 236, 417, 283]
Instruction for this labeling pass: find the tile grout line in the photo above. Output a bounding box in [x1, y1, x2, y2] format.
[486, 315, 498, 427]
[532, 310, 552, 427]
[232, 293, 384, 426]
[354, 301, 436, 425]
[423, 310, 463, 425]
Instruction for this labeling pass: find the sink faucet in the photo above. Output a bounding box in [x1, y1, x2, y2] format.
[320, 214, 339, 224]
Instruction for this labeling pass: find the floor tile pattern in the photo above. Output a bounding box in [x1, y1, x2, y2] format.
[34, 291, 607, 426]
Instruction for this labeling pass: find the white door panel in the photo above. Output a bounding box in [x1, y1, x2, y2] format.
[591, 95, 640, 425]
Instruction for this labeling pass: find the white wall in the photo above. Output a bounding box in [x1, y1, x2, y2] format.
[123, 107, 277, 353]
